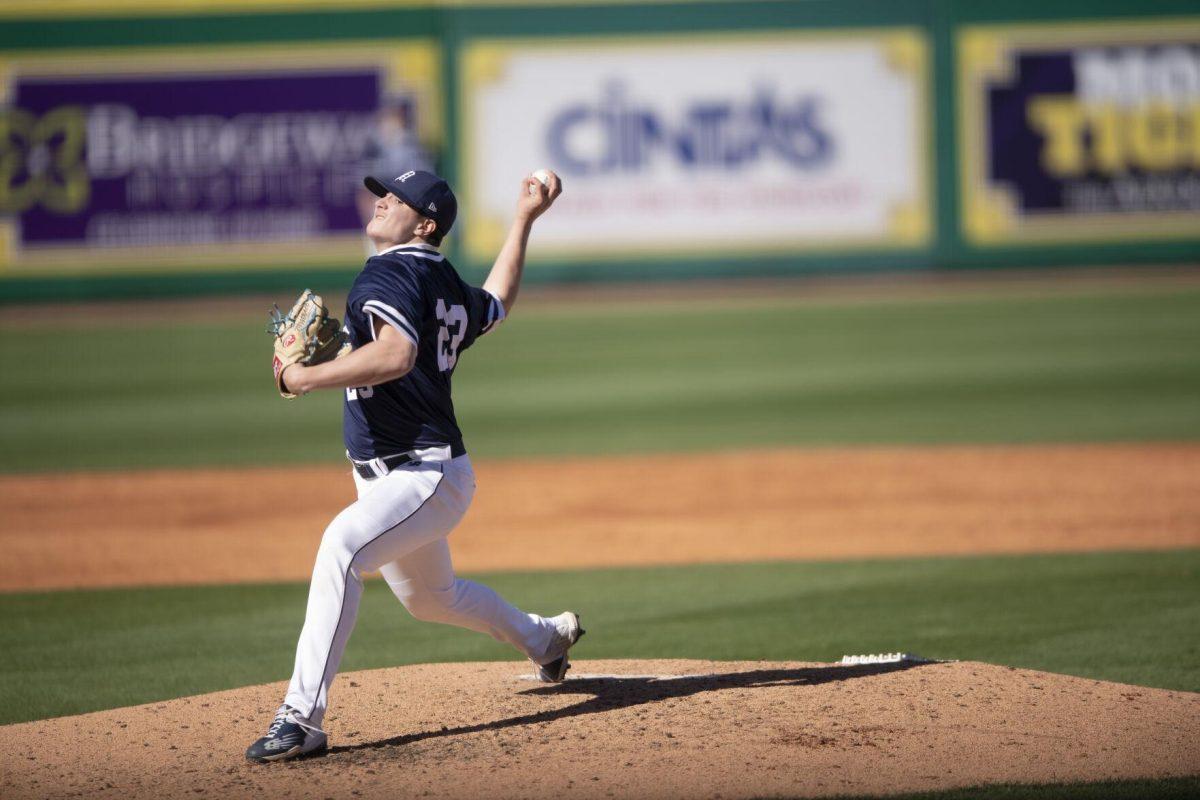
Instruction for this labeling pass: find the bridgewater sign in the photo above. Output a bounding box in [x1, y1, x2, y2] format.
[0, 41, 441, 276]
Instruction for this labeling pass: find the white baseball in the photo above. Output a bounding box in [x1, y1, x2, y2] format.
[529, 169, 552, 194]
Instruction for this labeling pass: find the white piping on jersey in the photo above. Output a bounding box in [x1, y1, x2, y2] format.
[375, 242, 444, 262]
[481, 290, 506, 335]
[363, 300, 420, 347]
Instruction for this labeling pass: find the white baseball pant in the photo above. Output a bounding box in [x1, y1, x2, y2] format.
[283, 446, 556, 728]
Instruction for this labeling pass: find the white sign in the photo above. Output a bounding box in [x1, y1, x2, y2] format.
[461, 31, 931, 262]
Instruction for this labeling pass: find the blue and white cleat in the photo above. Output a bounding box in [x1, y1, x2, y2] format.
[531, 611, 585, 683]
[245, 705, 328, 763]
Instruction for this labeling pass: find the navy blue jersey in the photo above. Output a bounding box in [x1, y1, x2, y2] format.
[342, 243, 505, 460]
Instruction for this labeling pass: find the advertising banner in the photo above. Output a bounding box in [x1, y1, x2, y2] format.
[460, 31, 931, 264]
[0, 42, 441, 276]
[958, 20, 1200, 245]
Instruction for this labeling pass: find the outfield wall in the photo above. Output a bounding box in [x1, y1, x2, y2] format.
[1, 0, 1198, 301]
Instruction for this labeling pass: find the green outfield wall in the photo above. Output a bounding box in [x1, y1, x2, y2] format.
[0, 0, 1197, 301]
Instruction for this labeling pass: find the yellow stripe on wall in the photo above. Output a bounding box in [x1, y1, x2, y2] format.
[0, 0, 742, 20]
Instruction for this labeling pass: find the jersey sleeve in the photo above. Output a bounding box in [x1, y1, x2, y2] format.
[469, 286, 507, 338]
[350, 260, 425, 348]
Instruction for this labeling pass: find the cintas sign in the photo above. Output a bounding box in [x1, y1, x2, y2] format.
[544, 84, 833, 175]
[461, 31, 932, 263]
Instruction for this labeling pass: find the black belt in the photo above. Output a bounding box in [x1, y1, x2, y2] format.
[351, 442, 466, 481]
[353, 452, 415, 480]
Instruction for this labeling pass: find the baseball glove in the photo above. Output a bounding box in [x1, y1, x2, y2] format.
[267, 289, 349, 399]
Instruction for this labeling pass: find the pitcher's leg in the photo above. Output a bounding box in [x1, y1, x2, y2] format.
[284, 466, 455, 728]
[380, 538, 554, 659]
[282, 506, 370, 728]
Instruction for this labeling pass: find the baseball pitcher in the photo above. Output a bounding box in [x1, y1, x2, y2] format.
[248, 168, 579, 762]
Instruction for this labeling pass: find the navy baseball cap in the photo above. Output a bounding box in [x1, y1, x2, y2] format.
[364, 170, 457, 237]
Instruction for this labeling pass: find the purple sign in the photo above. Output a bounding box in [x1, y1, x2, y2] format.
[984, 44, 1200, 217]
[5, 68, 383, 251]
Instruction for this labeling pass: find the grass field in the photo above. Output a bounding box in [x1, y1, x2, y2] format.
[1, 282, 1198, 472]
[1, 550, 1195, 726]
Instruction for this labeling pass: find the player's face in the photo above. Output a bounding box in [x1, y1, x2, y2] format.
[365, 193, 431, 247]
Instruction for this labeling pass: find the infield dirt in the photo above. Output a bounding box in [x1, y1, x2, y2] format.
[2, 443, 1199, 592]
[2, 659, 1198, 800]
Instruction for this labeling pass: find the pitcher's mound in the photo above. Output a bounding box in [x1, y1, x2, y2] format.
[2, 659, 1197, 799]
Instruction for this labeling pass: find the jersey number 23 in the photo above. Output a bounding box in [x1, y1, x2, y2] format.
[436, 299, 467, 372]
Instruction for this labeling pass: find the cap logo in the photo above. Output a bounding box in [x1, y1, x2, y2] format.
[396, 171, 416, 182]
[427, 202, 437, 212]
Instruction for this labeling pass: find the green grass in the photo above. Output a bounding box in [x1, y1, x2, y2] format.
[1, 550, 1196, 726]
[2, 285, 1199, 471]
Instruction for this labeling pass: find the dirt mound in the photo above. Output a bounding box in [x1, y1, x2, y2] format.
[2, 660, 1196, 799]
[4, 444, 1200, 592]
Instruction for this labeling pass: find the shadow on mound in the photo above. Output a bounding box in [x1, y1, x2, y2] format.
[330, 661, 928, 756]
